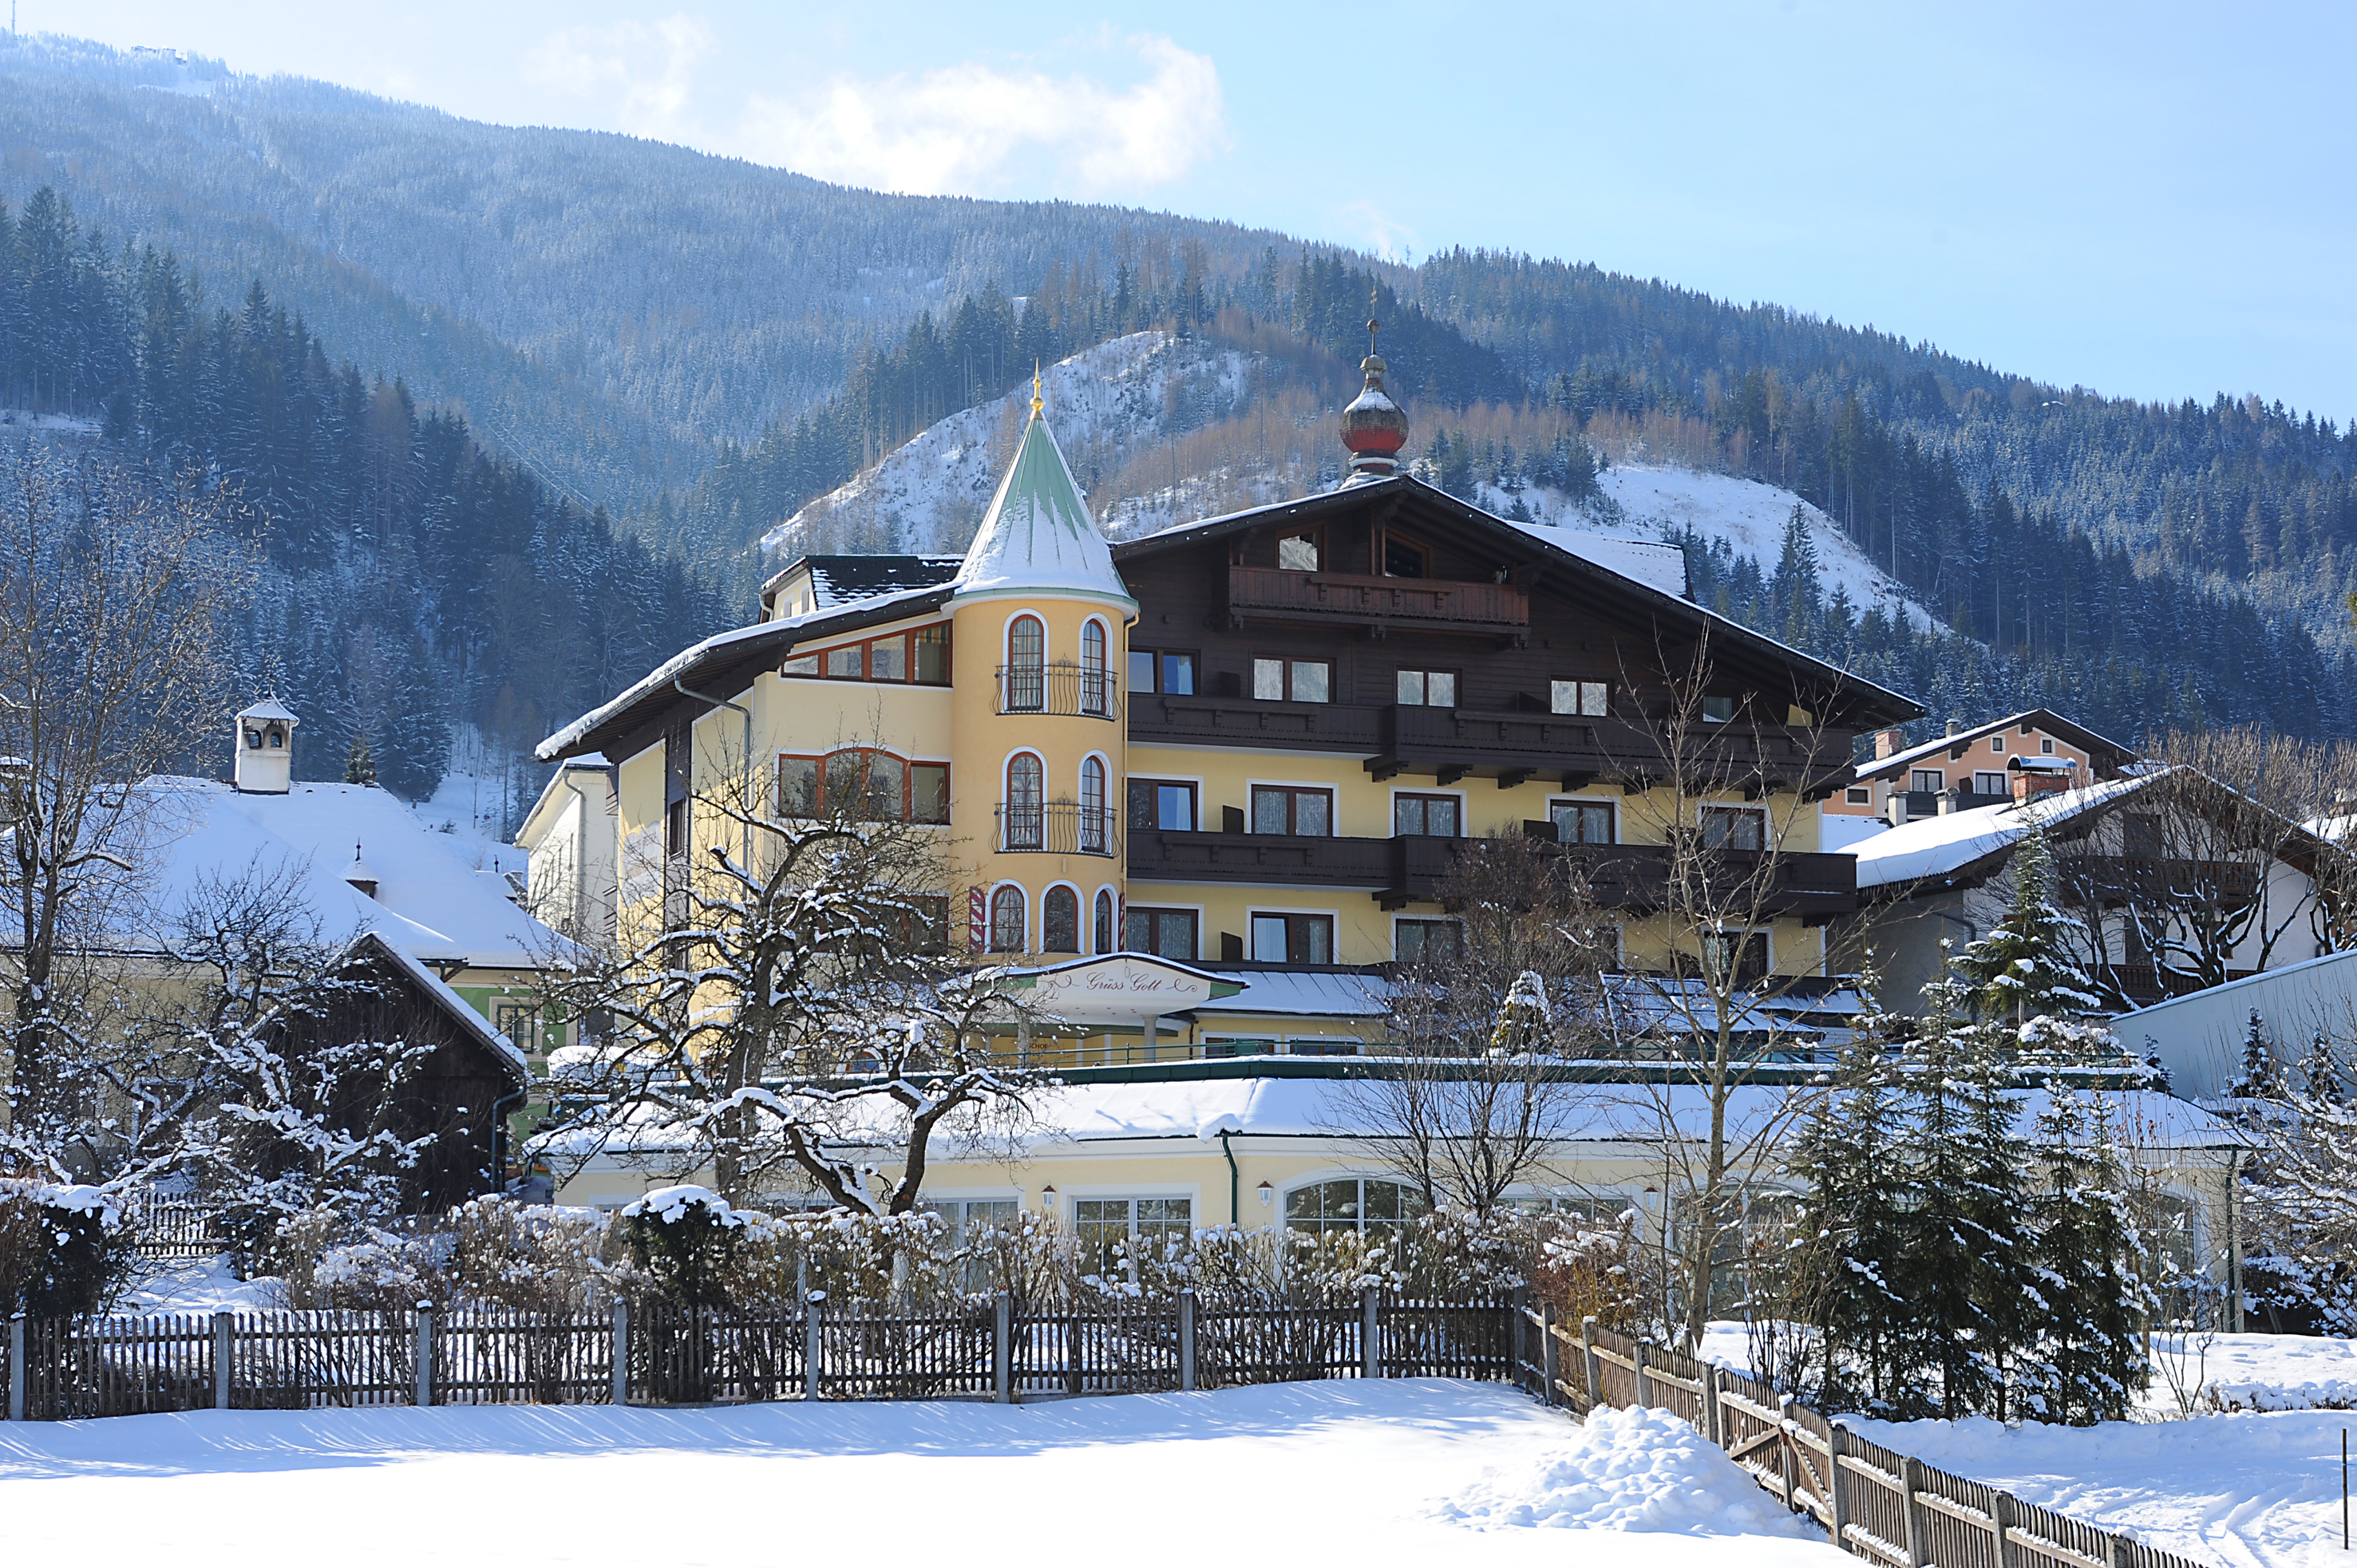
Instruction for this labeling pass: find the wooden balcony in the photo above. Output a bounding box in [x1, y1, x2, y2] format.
[1126, 696, 1853, 796]
[1128, 830, 1859, 918]
[1226, 567, 1530, 636]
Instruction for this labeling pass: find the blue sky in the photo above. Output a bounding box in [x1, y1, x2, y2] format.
[39, 2, 2357, 418]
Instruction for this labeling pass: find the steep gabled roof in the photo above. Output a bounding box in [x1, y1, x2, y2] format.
[1852, 709, 2141, 782]
[1113, 474, 1920, 726]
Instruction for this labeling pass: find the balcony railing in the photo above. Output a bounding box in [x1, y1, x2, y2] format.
[1126, 830, 1858, 916]
[995, 801, 1120, 856]
[995, 662, 1121, 721]
[1228, 566, 1530, 633]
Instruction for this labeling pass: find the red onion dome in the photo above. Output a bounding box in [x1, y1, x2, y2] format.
[1340, 353, 1410, 481]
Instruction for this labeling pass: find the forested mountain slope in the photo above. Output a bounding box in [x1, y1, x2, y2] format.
[1, 185, 725, 818]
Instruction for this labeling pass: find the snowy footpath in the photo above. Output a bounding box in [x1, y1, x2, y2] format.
[0, 1380, 1845, 1568]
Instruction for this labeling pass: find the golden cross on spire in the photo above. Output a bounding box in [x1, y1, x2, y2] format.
[1031, 362, 1044, 419]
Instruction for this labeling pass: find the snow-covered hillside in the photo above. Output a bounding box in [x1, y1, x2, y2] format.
[763, 334, 1941, 642]
[763, 331, 1257, 559]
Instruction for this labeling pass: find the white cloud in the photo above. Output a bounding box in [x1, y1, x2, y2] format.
[525, 14, 714, 142]
[735, 35, 1228, 196]
[1341, 202, 1420, 266]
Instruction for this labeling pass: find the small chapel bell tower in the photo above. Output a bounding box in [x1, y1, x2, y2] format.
[233, 697, 299, 793]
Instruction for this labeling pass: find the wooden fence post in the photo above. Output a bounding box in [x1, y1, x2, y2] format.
[1778, 1394, 1797, 1511]
[1510, 1286, 1527, 1392]
[804, 1294, 825, 1401]
[1633, 1340, 1652, 1407]
[1993, 1490, 2020, 1568]
[1540, 1304, 1560, 1408]
[1902, 1456, 1929, 1568]
[1828, 1421, 1851, 1551]
[413, 1306, 433, 1408]
[1177, 1290, 1196, 1393]
[1581, 1315, 1601, 1409]
[2108, 1534, 2134, 1568]
[995, 1292, 1013, 1404]
[6, 1315, 23, 1422]
[1361, 1286, 1381, 1380]
[609, 1300, 629, 1407]
[212, 1311, 232, 1411]
[1703, 1364, 1722, 1448]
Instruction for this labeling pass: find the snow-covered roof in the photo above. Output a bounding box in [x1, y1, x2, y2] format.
[950, 405, 1134, 606]
[1506, 525, 1690, 598]
[236, 697, 299, 725]
[536, 585, 946, 760]
[806, 555, 963, 609]
[1845, 774, 2157, 891]
[354, 933, 530, 1079]
[115, 776, 567, 971]
[1196, 970, 1394, 1021]
[1854, 710, 2138, 782]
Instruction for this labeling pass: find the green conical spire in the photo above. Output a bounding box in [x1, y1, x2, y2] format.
[951, 385, 1133, 606]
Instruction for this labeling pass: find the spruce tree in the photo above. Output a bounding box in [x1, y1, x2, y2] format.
[343, 733, 377, 787]
[2023, 1088, 2147, 1424]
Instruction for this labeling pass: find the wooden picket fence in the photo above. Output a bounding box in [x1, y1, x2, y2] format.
[1, 1291, 1509, 1421]
[1512, 1308, 2205, 1568]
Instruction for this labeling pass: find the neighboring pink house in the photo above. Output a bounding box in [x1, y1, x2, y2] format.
[1826, 708, 2141, 831]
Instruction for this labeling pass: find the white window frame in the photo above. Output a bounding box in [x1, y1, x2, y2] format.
[1039, 879, 1086, 955]
[987, 881, 1030, 954]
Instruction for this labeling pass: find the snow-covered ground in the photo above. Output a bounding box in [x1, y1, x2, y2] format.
[0, 1381, 1845, 1568]
[1696, 1323, 2357, 1568]
[120, 1254, 283, 1315]
[1848, 1409, 2343, 1568]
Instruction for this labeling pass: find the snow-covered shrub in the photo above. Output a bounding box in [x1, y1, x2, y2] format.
[451, 1196, 639, 1312]
[622, 1185, 748, 1308]
[0, 1179, 132, 1317]
[725, 1207, 963, 1311]
[1528, 1212, 1647, 1332]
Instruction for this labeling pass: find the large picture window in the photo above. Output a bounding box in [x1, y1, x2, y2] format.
[1074, 1196, 1192, 1273]
[1285, 1179, 1425, 1238]
[778, 749, 947, 823]
[782, 624, 951, 685]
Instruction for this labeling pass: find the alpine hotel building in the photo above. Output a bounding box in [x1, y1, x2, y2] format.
[536, 345, 1924, 1059]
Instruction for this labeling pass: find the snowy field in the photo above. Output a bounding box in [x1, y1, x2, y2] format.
[0, 1380, 1845, 1568]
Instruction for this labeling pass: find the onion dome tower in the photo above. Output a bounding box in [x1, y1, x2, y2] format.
[1339, 310, 1409, 485]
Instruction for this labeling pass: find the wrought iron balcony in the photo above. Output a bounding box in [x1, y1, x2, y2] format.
[995, 802, 1120, 856]
[995, 662, 1121, 721]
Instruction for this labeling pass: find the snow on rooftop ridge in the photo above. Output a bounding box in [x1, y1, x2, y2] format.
[1507, 525, 1689, 597]
[1846, 773, 2157, 889]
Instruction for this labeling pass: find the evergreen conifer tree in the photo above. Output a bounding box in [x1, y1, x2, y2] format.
[2022, 1088, 2148, 1424]
[342, 733, 377, 787]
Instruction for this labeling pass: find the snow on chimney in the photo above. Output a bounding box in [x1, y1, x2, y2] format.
[1885, 792, 1909, 827]
[1873, 728, 1905, 760]
[233, 697, 299, 793]
[2008, 755, 2077, 804]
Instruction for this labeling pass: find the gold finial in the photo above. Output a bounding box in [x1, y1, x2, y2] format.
[1031, 362, 1044, 419]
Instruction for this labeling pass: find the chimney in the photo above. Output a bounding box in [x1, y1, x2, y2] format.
[1885, 791, 1908, 827]
[1937, 789, 1956, 816]
[2008, 756, 2077, 804]
[1944, 718, 1960, 738]
[1872, 728, 1905, 760]
[232, 698, 299, 794]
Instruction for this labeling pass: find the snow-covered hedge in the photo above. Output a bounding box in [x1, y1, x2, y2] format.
[0, 1178, 132, 1317]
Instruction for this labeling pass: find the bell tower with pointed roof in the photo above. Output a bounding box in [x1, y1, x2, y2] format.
[947, 379, 1135, 966]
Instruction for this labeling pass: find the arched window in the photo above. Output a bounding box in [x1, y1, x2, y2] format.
[1004, 753, 1044, 849]
[1093, 889, 1115, 955]
[1079, 756, 1108, 853]
[1006, 614, 1046, 711]
[1283, 1179, 1428, 1239]
[1043, 886, 1080, 953]
[1080, 619, 1108, 714]
[990, 886, 1026, 953]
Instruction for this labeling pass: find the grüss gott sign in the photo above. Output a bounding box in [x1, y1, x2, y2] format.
[999, 955, 1246, 1025]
